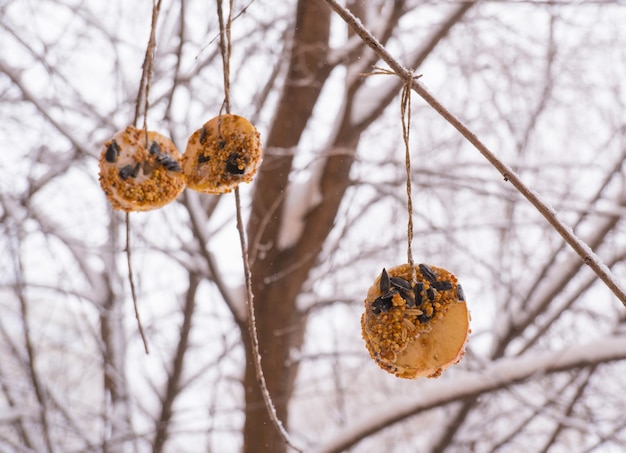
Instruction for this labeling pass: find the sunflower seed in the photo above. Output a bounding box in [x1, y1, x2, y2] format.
[432, 281, 453, 291]
[404, 308, 423, 317]
[426, 287, 436, 302]
[390, 276, 411, 291]
[457, 284, 466, 302]
[413, 282, 424, 306]
[130, 162, 141, 178]
[198, 153, 210, 164]
[371, 297, 393, 315]
[157, 155, 181, 172]
[379, 268, 390, 294]
[417, 311, 433, 323]
[105, 140, 119, 163]
[398, 289, 415, 307]
[226, 152, 244, 174]
[149, 141, 160, 155]
[199, 127, 207, 144]
[419, 263, 437, 283]
[118, 164, 134, 180]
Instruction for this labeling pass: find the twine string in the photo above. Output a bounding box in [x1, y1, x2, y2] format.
[363, 66, 418, 282]
[216, 1, 301, 450]
[216, 0, 232, 115]
[401, 71, 416, 283]
[125, 0, 163, 355]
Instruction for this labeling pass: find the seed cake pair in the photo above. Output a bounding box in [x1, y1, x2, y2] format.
[98, 115, 262, 211]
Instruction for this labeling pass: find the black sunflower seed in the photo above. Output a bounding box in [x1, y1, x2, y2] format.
[371, 297, 393, 315]
[413, 282, 424, 306]
[419, 263, 437, 283]
[105, 140, 119, 163]
[198, 153, 210, 164]
[457, 284, 466, 302]
[379, 268, 390, 294]
[390, 276, 411, 291]
[226, 152, 244, 174]
[130, 162, 141, 178]
[398, 289, 415, 307]
[432, 281, 453, 291]
[164, 160, 181, 171]
[199, 127, 207, 144]
[417, 312, 433, 323]
[426, 287, 436, 302]
[157, 155, 181, 172]
[149, 141, 160, 155]
[119, 164, 134, 180]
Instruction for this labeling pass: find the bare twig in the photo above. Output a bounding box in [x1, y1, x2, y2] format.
[322, 0, 626, 307]
[164, 0, 186, 124]
[312, 335, 626, 453]
[235, 189, 302, 452]
[152, 274, 200, 453]
[125, 213, 149, 354]
[10, 239, 55, 453]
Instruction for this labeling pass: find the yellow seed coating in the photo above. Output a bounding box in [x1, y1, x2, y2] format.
[182, 114, 262, 194]
[98, 126, 185, 212]
[362, 263, 470, 379]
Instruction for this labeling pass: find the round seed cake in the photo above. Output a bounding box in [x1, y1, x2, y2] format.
[182, 114, 262, 194]
[98, 126, 185, 211]
[361, 263, 470, 379]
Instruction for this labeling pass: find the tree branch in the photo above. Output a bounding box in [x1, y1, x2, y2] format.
[152, 273, 200, 453]
[322, 0, 626, 307]
[312, 335, 626, 453]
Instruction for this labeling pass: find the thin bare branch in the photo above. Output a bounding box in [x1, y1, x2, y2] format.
[312, 335, 626, 453]
[152, 274, 200, 453]
[322, 0, 626, 307]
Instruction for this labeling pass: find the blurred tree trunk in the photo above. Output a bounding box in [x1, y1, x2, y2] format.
[243, 1, 331, 451]
[243, 1, 474, 450]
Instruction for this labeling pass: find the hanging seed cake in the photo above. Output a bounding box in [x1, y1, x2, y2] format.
[182, 114, 262, 194]
[362, 263, 470, 379]
[98, 126, 185, 211]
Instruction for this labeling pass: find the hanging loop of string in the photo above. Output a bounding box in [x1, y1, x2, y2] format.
[401, 70, 416, 284]
[362, 66, 420, 283]
[361, 66, 421, 284]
